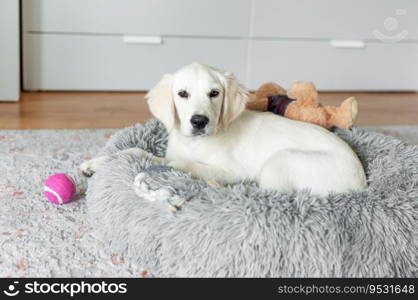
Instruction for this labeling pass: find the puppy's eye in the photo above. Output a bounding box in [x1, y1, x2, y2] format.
[178, 90, 189, 98]
[209, 90, 219, 98]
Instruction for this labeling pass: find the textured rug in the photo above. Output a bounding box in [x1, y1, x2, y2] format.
[0, 125, 417, 277]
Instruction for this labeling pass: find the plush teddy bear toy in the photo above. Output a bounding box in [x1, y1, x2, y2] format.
[246, 82, 358, 129]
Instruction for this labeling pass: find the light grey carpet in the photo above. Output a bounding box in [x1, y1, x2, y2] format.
[0, 125, 417, 277]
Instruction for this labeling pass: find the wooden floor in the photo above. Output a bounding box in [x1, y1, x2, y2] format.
[1, 91, 417, 129]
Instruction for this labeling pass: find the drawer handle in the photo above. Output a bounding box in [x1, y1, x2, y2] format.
[123, 35, 162, 45]
[330, 40, 365, 49]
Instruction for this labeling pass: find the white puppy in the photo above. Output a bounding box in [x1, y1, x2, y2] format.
[81, 62, 367, 195]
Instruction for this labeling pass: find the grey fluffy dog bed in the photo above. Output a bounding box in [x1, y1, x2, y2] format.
[86, 119, 418, 277]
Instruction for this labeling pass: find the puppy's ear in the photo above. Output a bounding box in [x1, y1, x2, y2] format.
[146, 74, 175, 131]
[221, 72, 249, 128]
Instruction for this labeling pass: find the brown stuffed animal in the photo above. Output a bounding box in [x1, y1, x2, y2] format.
[246, 82, 358, 129]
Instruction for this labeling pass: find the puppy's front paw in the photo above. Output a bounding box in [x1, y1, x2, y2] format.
[80, 156, 108, 177]
[167, 160, 190, 173]
[80, 161, 95, 177]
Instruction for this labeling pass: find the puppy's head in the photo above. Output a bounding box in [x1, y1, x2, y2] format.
[146, 62, 248, 137]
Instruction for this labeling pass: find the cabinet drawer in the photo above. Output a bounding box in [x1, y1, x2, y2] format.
[23, 0, 251, 37]
[247, 40, 418, 90]
[23, 33, 247, 91]
[252, 0, 418, 40]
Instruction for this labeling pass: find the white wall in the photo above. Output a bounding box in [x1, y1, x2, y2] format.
[0, 0, 20, 101]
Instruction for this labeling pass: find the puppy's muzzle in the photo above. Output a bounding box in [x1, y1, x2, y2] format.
[190, 114, 209, 130]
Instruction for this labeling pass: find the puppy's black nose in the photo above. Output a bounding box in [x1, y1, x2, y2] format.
[190, 115, 209, 130]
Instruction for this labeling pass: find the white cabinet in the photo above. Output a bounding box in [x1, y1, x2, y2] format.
[22, 0, 418, 91]
[247, 40, 418, 91]
[0, 0, 20, 101]
[23, 0, 251, 37]
[252, 0, 418, 40]
[24, 34, 247, 90]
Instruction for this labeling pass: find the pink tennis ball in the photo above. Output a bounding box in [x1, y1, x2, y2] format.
[43, 173, 76, 204]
